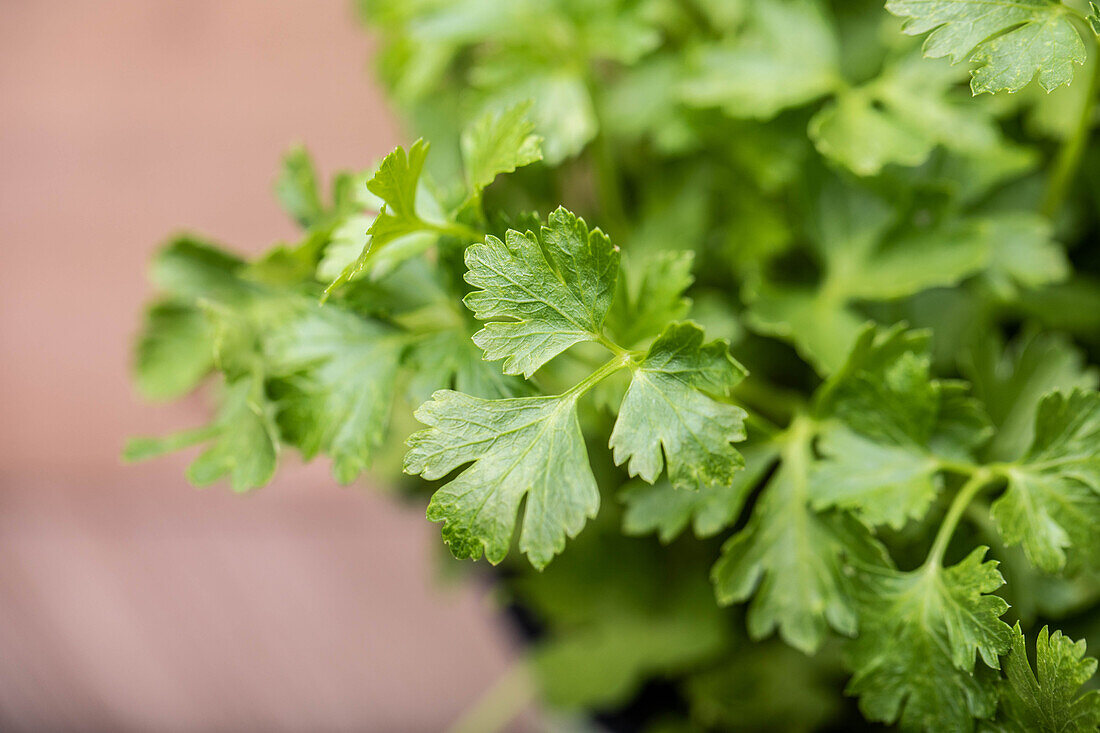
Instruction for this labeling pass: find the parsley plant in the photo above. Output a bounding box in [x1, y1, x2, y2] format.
[130, 1, 1100, 730]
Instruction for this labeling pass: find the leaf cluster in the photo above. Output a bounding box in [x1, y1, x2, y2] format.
[131, 1, 1100, 730]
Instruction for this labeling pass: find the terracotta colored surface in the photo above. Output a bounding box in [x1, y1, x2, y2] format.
[0, 3, 521, 730]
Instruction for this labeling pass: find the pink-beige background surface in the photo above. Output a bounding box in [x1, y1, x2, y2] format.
[0, 2, 523, 730]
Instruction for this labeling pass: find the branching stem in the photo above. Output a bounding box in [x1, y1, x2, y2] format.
[923, 469, 995, 569]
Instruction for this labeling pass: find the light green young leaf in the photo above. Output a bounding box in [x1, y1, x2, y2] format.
[681, 0, 841, 119]
[886, 0, 1088, 94]
[316, 214, 373, 283]
[275, 145, 324, 228]
[847, 548, 1013, 732]
[124, 373, 279, 493]
[464, 207, 620, 377]
[610, 322, 748, 491]
[324, 140, 442, 296]
[317, 214, 436, 285]
[460, 100, 543, 195]
[404, 390, 600, 569]
[990, 625, 1100, 733]
[621, 442, 780, 542]
[712, 421, 888, 654]
[265, 307, 405, 485]
[992, 390, 1100, 573]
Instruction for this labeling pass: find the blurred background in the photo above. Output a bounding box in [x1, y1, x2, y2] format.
[0, 2, 523, 730]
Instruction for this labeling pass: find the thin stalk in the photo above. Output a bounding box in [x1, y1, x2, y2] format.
[566, 353, 633, 397]
[923, 469, 994, 569]
[432, 220, 486, 243]
[744, 411, 783, 438]
[589, 131, 628, 239]
[731, 378, 805, 426]
[583, 77, 629, 240]
[445, 662, 535, 733]
[595, 332, 634, 358]
[1042, 25, 1100, 217]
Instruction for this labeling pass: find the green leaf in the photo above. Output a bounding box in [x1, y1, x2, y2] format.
[681, 0, 841, 119]
[480, 72, 598, 164]
[317, 214, 436, 285]
[683, 641, 844, 733]
[812, 427, 942, 529]
[810, 54, 999, 176]
[404, 327, 531, 404]
[151, 236, 250, 305]
[742, 280, 868, 375]
[621, 441, 780, 542]
[275, 146, 324, 228]
[812, 326, 992, 527]
[963, 330, 1097, 463]
[134, 301, 214, 401]
[244, 228, 329, 287]
[712, 420, 888, 653]
[405, 390, 600, 569]
[265, 307, 405, 485]
[605, 250, 694, 349]
[517, 527, 728, 710]
[982, 212, 1069, 293]
[992, 390, 1100, 573]
[990, 625, 1100, 733]
[815, 326, 940, 445]
[534, 607, 726, 709]
[124, 373, 279, 493]
[886, 0, 1088, 94]
[323, 140, 440, 296]
[744, 181, 989, 373]
[460, 100, 543, 195]
[464, 206, 620, 377]
[610, 322, 748, 491]
[846, 548, 1013, 731]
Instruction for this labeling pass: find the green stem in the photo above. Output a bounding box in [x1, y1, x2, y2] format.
[566, 353, 633, 397]
[445, 662, 534, 733]
[923, 469, 994, 569]
[1041, 28, 1100, 217]
[744, 411, 782, 438]
[731, 378, 805, 426]
[595, 332, 634, 358]
[432, 220, 486, 243]
[583, 78, 629, 240]
[672, 0, 720, 39]
[935, 457, 982, 477]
